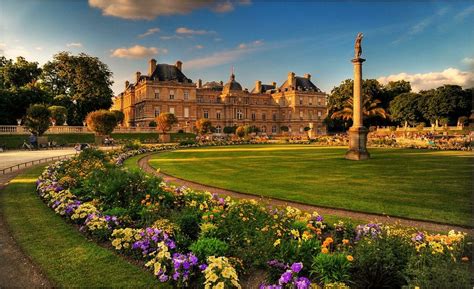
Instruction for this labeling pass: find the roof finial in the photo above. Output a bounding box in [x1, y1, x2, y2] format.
[230, 66, 235, 80]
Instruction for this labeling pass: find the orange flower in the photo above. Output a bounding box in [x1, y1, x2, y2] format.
[346, 255, 354, 262]
[342, 239, 350, 245]
[321, 247, 329, 254]
[325, 237, 334, 244]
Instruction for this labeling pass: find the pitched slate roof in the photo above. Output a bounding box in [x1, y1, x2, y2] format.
[280, 76, 321, 92]
[147, 64, 193, 83]
[251, 84, 276, 93]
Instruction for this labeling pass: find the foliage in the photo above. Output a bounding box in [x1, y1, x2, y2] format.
[0, 87, 52, 124]
[235, 126, 246, 138]
[189, 237, 229, 261]
[280, 125, 289, 132]
[24, 104, 51, 136]
[195, 118, 214, 135]
[156, 112, 178, 134]
[86, 110, 118, 135]
[311, 253, 352, 285]
[48, 105, 68, 125]
[0, 56, 42, 89]
[223, 126, 236, 134]
[111, 110, 125, 125]
[351, 234, 413, 289]
[40, 52, 113, 125]
[389, 92, 423, 127]
[149, 120, 157, 127]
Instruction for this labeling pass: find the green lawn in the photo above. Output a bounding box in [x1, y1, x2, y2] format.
[0, 165, 166, 287]
[149, 145, 473, 226]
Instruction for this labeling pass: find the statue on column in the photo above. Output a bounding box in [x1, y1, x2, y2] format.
[354, 32, 363, 59]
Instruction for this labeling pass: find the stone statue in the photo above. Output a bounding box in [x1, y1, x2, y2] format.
[354, 32, 363, 59]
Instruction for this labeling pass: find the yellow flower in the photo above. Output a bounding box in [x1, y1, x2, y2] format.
[214, 282, 225, 289]
[273, 239, 281, 247]
[346, 255, 354, 262]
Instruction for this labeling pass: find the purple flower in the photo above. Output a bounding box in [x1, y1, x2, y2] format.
[158, 274, 168, 282]
[316, 215, 323, 222]
[279, 271, 292, 285]
[290, 262, 303, 273]
[294, 277, 311, 289]
[267, 259, 287, 270]
[199, 264, 208, 271]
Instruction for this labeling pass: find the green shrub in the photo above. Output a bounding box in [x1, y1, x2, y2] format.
[176, 209, 201, 240]
[405, 254, 471, 289]
[351, 235, 413, 289]
[78, 147, 108, 162]
[123, 139, 141, 150]
[311, 253, 351, 285]
[86, 110, 118, 136]
[48, 105, 67, 125]
[189, 237, 228, 261]
[25, 104, 51, 136]
[276, 238, 321, 275]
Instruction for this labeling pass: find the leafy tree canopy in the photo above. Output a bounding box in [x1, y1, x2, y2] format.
[86, 110, 118, 136]
[25, 104, 51, 136]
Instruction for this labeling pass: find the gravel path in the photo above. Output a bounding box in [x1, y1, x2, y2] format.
[0, 170, 52, 288]
[138, 153, 473, 235]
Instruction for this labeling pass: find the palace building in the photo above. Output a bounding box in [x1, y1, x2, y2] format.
[111, 58, 328, 135]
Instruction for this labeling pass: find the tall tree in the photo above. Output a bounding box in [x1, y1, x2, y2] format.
[0, 56, 42, 89]
[389, 92, 423, 127]
[41, 52, 114, 125]
[195, 118, 213, 135]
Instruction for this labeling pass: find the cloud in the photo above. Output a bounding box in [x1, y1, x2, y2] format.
[138, 27, 160, 38]
[176, 27, 215, 35]
[185, 39, 264, 70]
[66, 42, 83, 47]
[110, 45, 167, 59]
[393, 7, 448, 44]
[160, 35, 184, 40]
[377, 68, 474, 92]
[462, 57, 474, 66]
[455, 5, 474, 21]
[195, 45, 204, 49]
[88, 0, 249, 20]
[35, 47, 43, 51]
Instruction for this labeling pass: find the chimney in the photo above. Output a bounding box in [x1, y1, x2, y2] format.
[148, 59, 157, 76]
[125, 80, 129, 89]
[255, 80, 262, 93]
[272, 81, 277, 88]
[136, 71, 141, 84]
[287, 72, 295, 89]
[176, 60, 182, 71]
[304, 73, 311, 80]
[197, 79, 202, 88]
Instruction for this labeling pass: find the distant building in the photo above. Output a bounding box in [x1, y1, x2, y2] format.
[111, 58, 328, 135]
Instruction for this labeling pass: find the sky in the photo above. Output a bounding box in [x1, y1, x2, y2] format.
[1, 0, 473, 95]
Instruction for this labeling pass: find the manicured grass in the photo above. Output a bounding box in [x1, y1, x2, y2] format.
[0, 165, 167, 287]
[123, 153, 145, 171]
[149, 145, 473, 226]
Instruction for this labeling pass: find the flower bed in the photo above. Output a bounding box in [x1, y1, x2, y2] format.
[35, 147, 472, 288]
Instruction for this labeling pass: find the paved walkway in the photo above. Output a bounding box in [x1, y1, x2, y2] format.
[138, 153, 473, 235]
[0, 169, 52, 288]
[0, 149, 76, 170]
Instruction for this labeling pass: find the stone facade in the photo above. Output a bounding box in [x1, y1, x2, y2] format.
[111, 59, 328, 135]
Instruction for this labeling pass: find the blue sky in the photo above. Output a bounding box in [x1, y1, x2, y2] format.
[1, 0, 473, 94]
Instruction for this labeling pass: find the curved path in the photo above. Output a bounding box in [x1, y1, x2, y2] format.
[138, 153, 473, 235]
[0, 169, 51, 288]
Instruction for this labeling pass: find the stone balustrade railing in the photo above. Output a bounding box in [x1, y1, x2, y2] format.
[0, 125, 158, 135]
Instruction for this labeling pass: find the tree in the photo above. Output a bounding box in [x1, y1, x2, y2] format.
[41, 52, 114, 125]
[235, 126, 246, 138]
[383, 80, 411, 108]
[111, 110, 125, 126]
[86, 110, 118, 136]
[195, 118, 214, 135]
[48, 105, 68, 125]
[25, 104, 51, 136]
[223, 126, 236, 134]
[1, 56, 42, 89]
[331, 94, 388, 122]
[156, 112, 178, 134]
[280, 125, 289, 132]
[389, 92, 423, 128]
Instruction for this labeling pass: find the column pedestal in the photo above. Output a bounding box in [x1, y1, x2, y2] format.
[345, 126, 370, 160]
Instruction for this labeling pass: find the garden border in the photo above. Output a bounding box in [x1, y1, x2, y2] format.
[137, 151, 473, 235]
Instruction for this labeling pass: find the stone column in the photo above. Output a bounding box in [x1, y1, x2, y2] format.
[345, 57, 370, 160]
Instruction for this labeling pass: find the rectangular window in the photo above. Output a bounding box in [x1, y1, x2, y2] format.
[184, 107, 189, 118]
[169, 90, 175, 100]
[300, 110, 304, 119]
[272, 113, 277, 121]
[251, 112, 256, 121]
[216, 111, 221, 120]
[318, 98, 321, 106]
[318, 111, 322, 119]
[184, 91, 189, 100]
[262, 113, 266, 121]
[204, 110, 209, 119]
[272, 126, 277, 133]
[154, 89, 160, 99]
[197, 97, 203, 103]
[154, 107, 161, 117]
[299, 97, 303, 105]
[309, 97, 313, 105]
[169, 107, 175, 114]
[237, 110, 243, 120]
